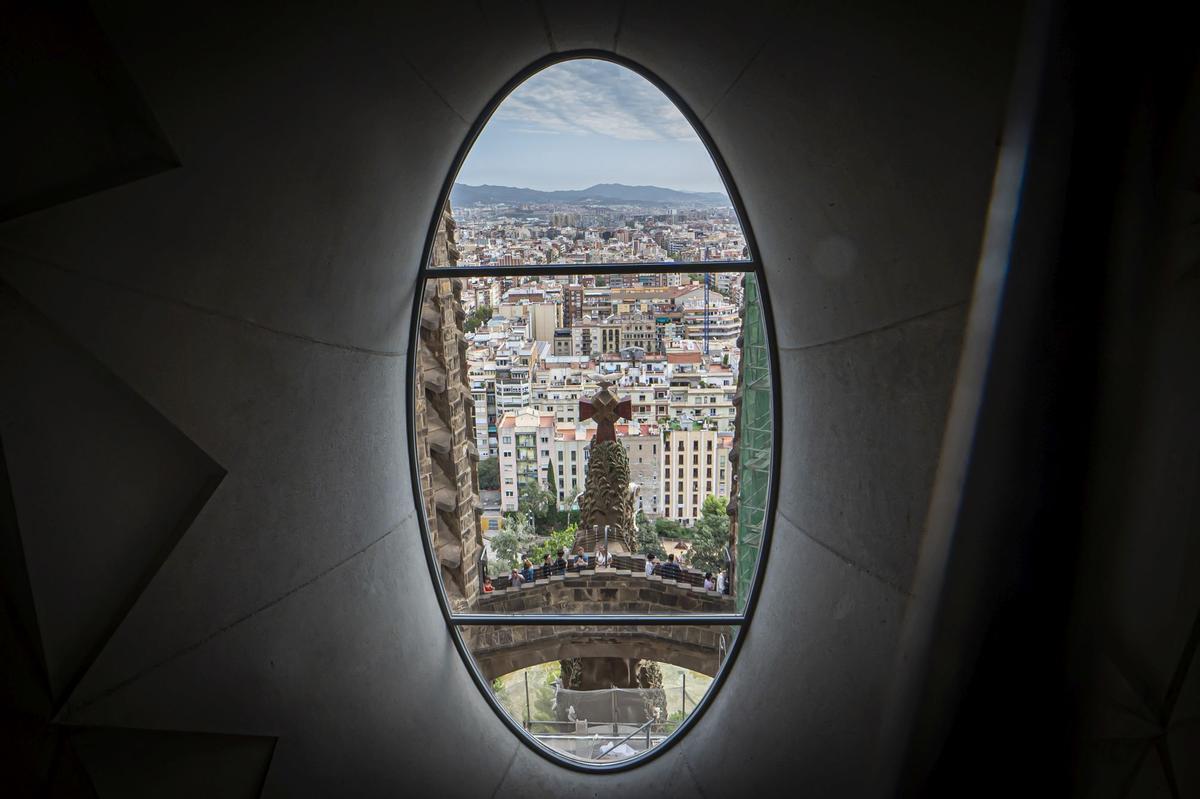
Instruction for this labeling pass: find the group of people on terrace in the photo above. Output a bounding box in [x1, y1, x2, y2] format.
[482, 545, 611, 593]
[482, 546, 731, 595]
[644, 553, 731, 595]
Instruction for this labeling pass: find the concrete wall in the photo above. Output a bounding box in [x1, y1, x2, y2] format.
[0, 1, 1025, 795]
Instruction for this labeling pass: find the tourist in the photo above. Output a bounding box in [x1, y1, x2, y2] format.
[541, 553, 553, 579]
[644, 553, 656, 576]
[483, 576, 494, 593]
[573, 545, 588, 570]
[716, 568, 727, 594]
[703, 572, 716, 591]
[553, 548, 568, 575]
[521, 558, 536, 583]
[510, 568, 525, 587]
[662, 553, 682, 580]
[595, 547, 609, 568]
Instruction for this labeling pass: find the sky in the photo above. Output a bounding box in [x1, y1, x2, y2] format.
[456, 59, 728, 195]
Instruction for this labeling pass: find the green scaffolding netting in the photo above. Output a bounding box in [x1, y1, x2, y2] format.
[736, 275, 772, 608]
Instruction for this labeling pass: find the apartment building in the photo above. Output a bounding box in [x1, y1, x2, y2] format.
[660, 428, 734, 525]
[497, 408, 556, 512]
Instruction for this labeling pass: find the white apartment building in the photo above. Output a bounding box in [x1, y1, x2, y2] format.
[681, 300, 741, 345]
[623, 424, 662, 518]
[497, 408, 556, 512]
[552, 423, 591, 506]
[532, 377, 597, 424]
[667, 385, 737, 431]
[496, 300, 561, 344]
[469, 362, 498, 457]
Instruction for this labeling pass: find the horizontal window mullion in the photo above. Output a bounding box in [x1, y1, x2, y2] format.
[450, 613, 745, 626]
[423, 260, 759, 279]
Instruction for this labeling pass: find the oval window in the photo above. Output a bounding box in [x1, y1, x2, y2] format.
[409, 56, 776, 769]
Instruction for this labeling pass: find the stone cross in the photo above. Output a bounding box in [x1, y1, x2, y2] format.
[578, 381, 632, 443]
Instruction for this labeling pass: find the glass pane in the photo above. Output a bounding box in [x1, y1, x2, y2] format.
[458, 624, 737, 764]
[414, 272, 771, 615]
[430, 59, 751, 269]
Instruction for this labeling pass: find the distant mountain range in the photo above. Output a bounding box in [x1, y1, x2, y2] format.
[450, 182, 730, 209]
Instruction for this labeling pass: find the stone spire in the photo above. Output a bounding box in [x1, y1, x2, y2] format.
[575, 382, 636, 553]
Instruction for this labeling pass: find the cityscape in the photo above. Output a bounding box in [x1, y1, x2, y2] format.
[436, 196, 751, 539]
[441, 182, 750, 267]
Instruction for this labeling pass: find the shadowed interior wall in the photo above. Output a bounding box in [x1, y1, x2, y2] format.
[1, 1, 1117, 795]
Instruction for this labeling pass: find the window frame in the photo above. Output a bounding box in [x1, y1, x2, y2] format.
[406, 50, 782, 774]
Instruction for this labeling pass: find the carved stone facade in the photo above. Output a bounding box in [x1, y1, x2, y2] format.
[575, 383, 637, 553]
[575, 440, 636, 552]
[415, 207, 483, 611]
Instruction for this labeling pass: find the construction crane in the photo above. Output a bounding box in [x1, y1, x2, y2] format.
[703, 271, 711, 354]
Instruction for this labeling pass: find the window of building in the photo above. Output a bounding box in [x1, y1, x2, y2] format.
[411, 56, 775, 771]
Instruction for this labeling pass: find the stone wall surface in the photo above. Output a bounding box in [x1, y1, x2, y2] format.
[467, 571, 734, 679]
[415, 208, 483, 611]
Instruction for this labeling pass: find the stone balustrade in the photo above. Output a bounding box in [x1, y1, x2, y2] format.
[480, 568, 734, 614]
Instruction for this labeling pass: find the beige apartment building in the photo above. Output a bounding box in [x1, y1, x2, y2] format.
[660, 428, 734, 525]
[552, 422, 663, 519]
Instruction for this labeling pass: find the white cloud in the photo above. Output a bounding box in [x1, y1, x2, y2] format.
[494, 60, 697, 142]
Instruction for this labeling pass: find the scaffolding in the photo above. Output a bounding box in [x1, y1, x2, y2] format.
[735, 275, 772, 607]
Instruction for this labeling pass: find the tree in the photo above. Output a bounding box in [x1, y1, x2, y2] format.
[491, 513, 535, 573]
[477, 457, 499, 490]
[529, 524, 577, 563]
[519, 481, 567, 535]
[688, 495, 730, 573]
[531, 663, 561, 721]
[563, 487, 582, 527]
[635, 512, 666, 559]
[463, 304, 493, 334]
[654, 517, 687, 541]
